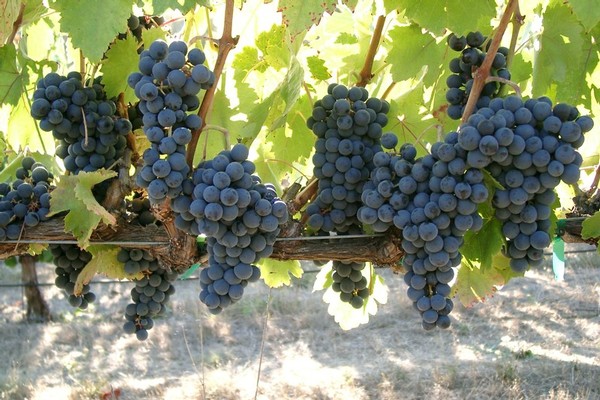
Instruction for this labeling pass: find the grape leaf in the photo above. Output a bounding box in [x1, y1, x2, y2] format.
[7, 88, 56, 154]
[569, 0, 600, 31]
[141, 26, 166, 49]
[277, 0, 337, 39]
[312, 262, 333, 291]
[0, 0, 21, 45]
[454, 257, 505, 307]
[26, 243, 47, 256]
[392, 0, 496, 35]
[74, 245, 143, 296]
[258, 258, 303, 288]
[461, 218, 503, 272]
[53, 0, 132, 63]
[138, 0, 208, 15]
[533, 2, 585, 104]
[255, 25, 291, 71]
[581, 211, 600, 240]
[335, 32, 357, 45]
[387, 25, 446, 87]
[0, 44, 24, 106]
[48, 170, 118, 248]
[101, 34, 140, 104]
[307, 55, 330, 80]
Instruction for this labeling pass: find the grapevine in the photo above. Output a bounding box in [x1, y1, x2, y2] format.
[0, 0, 597, 341]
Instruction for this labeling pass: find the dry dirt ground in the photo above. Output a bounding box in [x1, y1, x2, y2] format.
[0, 244, 598, 400]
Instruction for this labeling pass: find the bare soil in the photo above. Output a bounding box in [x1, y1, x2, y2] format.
[0, 245, 598, 400]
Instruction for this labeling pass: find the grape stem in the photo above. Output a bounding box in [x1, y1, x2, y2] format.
[461, 0, 519, 123]
[506, 1, 524, 69]
[485, 76, 522, 97]
[356, 15, 386, 88]
[291, 176, 318, 215]
[201, 124, 230, 160]
[186, 0, 239, 168]
[588, 163, 600, 195]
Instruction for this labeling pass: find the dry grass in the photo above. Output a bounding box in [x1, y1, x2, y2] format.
[0, 244, 598, 400]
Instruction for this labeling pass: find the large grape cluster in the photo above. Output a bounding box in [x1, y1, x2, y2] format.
[121, 250, 178, 341]
[445, 31, 511, 119]
[171, 143, 288, 313]
[357, 138, 485, 329]
[0, 157, 54, 240]
[305, 83, 389, 233]
[50, 244, 97, 309]
[456, 95, 592, 271]
[131, 39, 214, 203]
[30, 72, 131, 174]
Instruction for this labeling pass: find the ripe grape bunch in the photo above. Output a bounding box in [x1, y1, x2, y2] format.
[305, 83, 390, 233]
[170, 143, 288, 313]
[456, 95, 593, 271]
[30, 72, 131, 174]
[120, 249, 177, 341]
[50, 244, 97, 309]
[445, 31, 511, 120]
[130, 39, 214, 203]
[0, 156, 54, 241]
[357, 137, 485, 329]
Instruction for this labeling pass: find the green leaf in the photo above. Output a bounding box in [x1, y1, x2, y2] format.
[0, 153, 23, 182]
[74, 245, 143, 296]
[0, 0, 21, 45]
[26, 243, 47, 256]
[101, 34, 140, 104]
[141, 26, 166, 49]
[569, 0, 600, 31]
[255, 24, 291, 71]
[258, 258, 303, 288]
[306, 55, 330, 81]
[393, 0, 496, 35]
[533, 2, 586, 104]
[48, 170, 117, 248]
[454, 257, 505, 307]
[387, 25, 446, 87]
[461, 218, 503, 271]
[0, 44, 24, 106]
[277, 0, 337, 39]
[53, 0, 133, 63]
[138, 0, 208, 15]
[582, 211, 600, 239]
[335, 32, 358, 45]
[312, 262, 333, 291]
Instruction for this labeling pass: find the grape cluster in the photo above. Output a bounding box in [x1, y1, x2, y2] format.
[357, 138, 484, 329]
[50, 244, 96, 309]
[330, 260, 370, 309]
[456, 95, 592, 271]
[30, 72, 131, 174]
[127, 194, 158, 226]
[119, 14, 165, 44]
[171, 143, 288, 313]
[0, 157, 54, 240]
[122, 252, 177, 340]
[445, 31, 511, 119]
[305, 83, 389, 233]
[130, 39, 214, 203]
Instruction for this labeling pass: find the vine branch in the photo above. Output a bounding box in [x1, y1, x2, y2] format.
[356, 15, 386, 88]
[186, 0, 238, 168]
[461, 0, 519, 123]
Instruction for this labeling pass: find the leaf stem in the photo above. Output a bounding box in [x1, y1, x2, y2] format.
[356, 15, 386, 88]
[186, 0, 238, 168]
[460, 0, 519, 123]
[485, 76, 522, 97]
[506, 1, 524, 70]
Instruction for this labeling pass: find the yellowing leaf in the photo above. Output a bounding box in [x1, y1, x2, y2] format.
[74, 245, 142, 296]
[26, 243, 47, 256]
[258, 258, 303, 288]
[49, 170, 117, 248]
